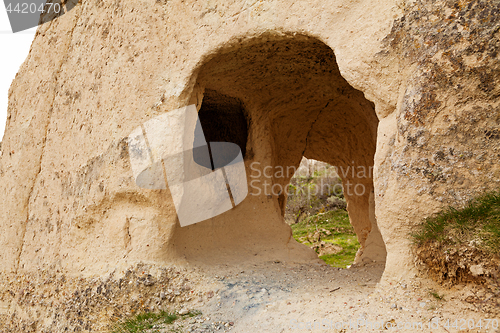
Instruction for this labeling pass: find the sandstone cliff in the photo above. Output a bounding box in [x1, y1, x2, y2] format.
[0, 0, 498, 331]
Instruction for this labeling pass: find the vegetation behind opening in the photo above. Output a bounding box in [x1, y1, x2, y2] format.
[285, 161, 359, 268]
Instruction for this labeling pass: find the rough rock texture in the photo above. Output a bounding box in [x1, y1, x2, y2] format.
[0, 0, 499, 330]
[0, 264, 199, 332]
[375, 0, 500, 283]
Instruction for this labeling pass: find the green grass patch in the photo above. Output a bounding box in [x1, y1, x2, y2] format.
[111, 310, 201, 333]
[291, 209, 360, 268]
[319, 235, 360, 268]
[412, 189, 500, 254]
[291, 210, 353, 238]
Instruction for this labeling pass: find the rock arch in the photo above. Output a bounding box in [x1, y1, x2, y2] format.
[172, 33, 386, 265]
[1, 0, 496, 291]
[1, 0, 499, 329]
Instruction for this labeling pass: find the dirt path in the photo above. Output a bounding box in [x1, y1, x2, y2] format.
[1, 260, 497, 332]
[158, 261, 498, 332]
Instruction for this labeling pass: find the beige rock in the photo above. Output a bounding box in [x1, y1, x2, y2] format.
[0, 0, 499, 329]
[469, 264, 484, 277]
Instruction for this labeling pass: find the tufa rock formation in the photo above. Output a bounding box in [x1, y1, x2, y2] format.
[0, 0, 499, 330]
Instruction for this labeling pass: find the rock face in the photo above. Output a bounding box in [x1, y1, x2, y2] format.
[0, 0, 499, 327]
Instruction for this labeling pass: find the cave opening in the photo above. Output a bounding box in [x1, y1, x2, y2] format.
[197, 89, 249, 159]
[285, 158, 361, 268]
[174, 33, 386, 269]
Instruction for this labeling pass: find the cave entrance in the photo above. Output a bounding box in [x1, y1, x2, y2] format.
[174, 33, 386, 267]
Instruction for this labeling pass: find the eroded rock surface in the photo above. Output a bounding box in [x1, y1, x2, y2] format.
[0, 0, 499, 330]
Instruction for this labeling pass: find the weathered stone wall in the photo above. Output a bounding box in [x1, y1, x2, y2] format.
[375, 0, 500, 281]
[0, 0, 396, 277]
[0, 0, 498, 329]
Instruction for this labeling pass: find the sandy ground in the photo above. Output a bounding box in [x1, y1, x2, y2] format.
[1, 259, 498, 332]
[152, 261, 500, 333]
